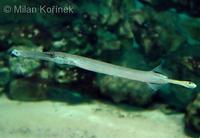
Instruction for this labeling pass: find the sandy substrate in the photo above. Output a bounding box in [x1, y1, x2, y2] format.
[0, 95, 190, 138]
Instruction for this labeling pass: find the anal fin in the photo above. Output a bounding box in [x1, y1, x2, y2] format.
[148, 83, 162, 91]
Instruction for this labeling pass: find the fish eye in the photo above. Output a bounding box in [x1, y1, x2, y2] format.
[187, 82, 194, 86]
[188, 82, 194, 86]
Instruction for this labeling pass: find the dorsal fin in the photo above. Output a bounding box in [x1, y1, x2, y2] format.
[152, 64, 163, 73]
[152, 60, 165, 73]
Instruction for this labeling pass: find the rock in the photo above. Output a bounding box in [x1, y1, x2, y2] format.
[118, 21, 134, 38]
[159, 85, 197, 110]
[131, 6, 200, 60]
[9, 79, 48, 101]
[97, 29, 121, 51]
[37, 68, 54, 81]
[52, 39, 68, 49]
[186, 93, 200, 133]
[99, 4, 110, 24]
[178, 14, 200, 45]
[139, 0, 200, 17]
[95, 75, 155, 106]
[54, 68, 78, 84]
[0, 67, 10, 86]
[181, 56, 200, 76]
[107, 10, 120, 25]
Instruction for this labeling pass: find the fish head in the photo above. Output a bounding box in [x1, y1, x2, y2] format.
[181, 81, 197, 89]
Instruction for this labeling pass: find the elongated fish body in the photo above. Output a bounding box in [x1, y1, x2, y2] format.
[11, 49, 197, 89]
[57, 52, 167, 83]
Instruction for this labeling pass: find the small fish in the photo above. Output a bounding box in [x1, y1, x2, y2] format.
[11, 49, 197, 90]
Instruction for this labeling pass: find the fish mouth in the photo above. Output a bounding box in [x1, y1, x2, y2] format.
[191, 83, 197, 89]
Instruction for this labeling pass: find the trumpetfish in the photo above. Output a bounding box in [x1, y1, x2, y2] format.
[11, 49, 197, 90]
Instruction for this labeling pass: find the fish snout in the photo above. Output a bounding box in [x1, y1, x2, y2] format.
[185, 81, 197, 89]
[11, 49, 22, 57]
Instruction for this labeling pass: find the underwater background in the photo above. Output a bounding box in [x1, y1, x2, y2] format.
[0, 0, 200, 137]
